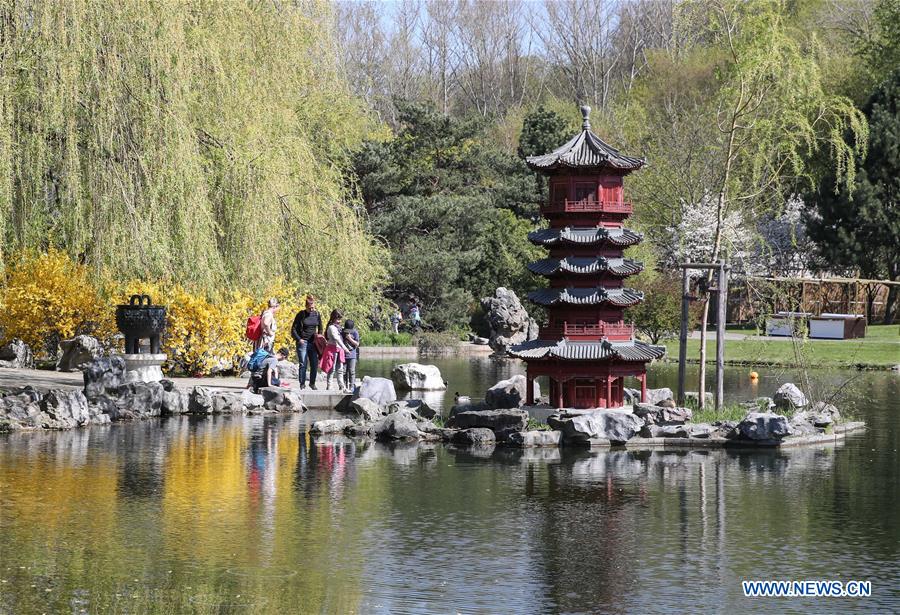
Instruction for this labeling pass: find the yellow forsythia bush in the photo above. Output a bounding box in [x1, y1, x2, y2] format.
[0, 250, 328, 375]
[0, 249, 109, 351]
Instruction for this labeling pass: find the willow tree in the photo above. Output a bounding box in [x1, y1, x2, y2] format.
[0, 0, 387, 314]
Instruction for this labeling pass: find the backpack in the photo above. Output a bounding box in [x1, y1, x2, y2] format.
[245, 314, 263, 341]
[247, 348, 270, 373]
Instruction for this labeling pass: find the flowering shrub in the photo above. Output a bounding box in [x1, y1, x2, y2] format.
[0, 250, 108, 352]
[1, 250, 337, 375]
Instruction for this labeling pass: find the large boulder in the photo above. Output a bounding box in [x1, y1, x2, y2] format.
[277, 360, 299, 380]
[480, 287, 538, 354]
[386, 399, 436, 420]
[484, 375, 540, 409]
[373, 410, 420, 440]
[633, 403, 692, 426]
[448, 409, 529, 432]
[773, 383, 809, 411]
[684, 391, 713, 407]
[358, 376, 397, 407]
[624, 387, 673, 406]
[390, 363, 446, 391]
[350, 397, 384, 422]
[548, 409, 644, 444]
[57, 335, 103, 372]
[791, 402, 840, 430]
[112, 382, 165, 420]
[160, 380, 190, 415]
[260, 387, 305, 413]
[505, 430, 562, 448]
[82, 356, 127, 401]
[39, 389, 91, 428]
[0, 338, 34, 369]
[241, 390, 265, 410]
[735, 412, 793, 441]
[310, 418, 354, 435]
[452, 427, 496, 446]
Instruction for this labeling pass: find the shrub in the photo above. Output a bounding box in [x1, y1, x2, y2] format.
[0, 249, 108, 353]
[359, 331, 414, 346]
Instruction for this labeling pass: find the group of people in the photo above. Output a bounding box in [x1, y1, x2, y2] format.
[389, 302, 422, 334]
[248, 295, 359, 393]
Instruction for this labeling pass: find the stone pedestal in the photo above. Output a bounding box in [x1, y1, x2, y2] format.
[120, 353, 166, 383]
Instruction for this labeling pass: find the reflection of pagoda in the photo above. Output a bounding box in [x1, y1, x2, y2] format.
[510, 106, 664, 409]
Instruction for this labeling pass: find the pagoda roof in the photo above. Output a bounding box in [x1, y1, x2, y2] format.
[525, 106, 645, 173]
[509, 339, 665, 362]
[527, 286, 644, 307]
[528, 226, 643, 247]
[528, 256, 643, 277]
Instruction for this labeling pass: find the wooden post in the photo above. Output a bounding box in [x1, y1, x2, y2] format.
[526, 374, 534, 405]
[606, 377, 612, 408]
[715, 260, 728, 412]
[640, 372, 647, 403]
[677, 268, 690, 406]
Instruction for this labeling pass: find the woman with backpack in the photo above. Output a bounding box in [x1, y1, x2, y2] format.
[319, 309, 351, 392]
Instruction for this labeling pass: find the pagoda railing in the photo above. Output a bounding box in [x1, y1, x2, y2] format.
[543, 199, 633, 215]
[540, 322, 634, 339]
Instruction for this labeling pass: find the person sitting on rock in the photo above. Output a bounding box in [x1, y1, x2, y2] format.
[252, 347, 289, 393]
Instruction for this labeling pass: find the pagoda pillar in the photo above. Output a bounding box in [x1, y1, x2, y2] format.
[556, 379, 564, 408]
[640, 373, 647, 403]
[526, 375, 535, 405]
[606, 378, 612, 407]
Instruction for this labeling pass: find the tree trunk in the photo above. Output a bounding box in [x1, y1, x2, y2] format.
[884, 285, 897, 325]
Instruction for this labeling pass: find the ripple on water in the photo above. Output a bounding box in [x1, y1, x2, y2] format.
[223, 566, 298, 579]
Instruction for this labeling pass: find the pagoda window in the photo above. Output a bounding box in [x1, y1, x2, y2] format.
[574, 181, 598, 203]
[600, 177, 622, 203]
[550, 182, 568, 206]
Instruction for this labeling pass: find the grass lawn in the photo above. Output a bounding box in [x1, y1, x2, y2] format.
[663, 324, 899, 369]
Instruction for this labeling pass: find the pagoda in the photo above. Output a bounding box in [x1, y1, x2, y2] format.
[509, 106, 664, 409]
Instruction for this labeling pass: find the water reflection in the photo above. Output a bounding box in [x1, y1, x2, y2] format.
[1, 365, 898, 613]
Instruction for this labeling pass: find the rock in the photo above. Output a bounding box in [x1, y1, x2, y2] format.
[386, 399, 436, 420]
[656, 398, 677, 408]
[646, 387, 674, 404]
[484, 375, 540, 409]
[452, 427, 496, 445]
[277, 360, 299, 380]
[310, 419, 354, 435]
[56, 335, 103, 372]
[39, 389, 91, 428]
[0, 338, 34, 369]
[160, 380, 190, 415]
[810, 401, 841, 423]
[416, 419, 440, 434]
[505, 430, 562, 447]
[345, 423, 375, 438]
[448, 409, 529, 432]
[350, 397, 383, 422]
[187, 386, 214, 414]
[623, 388, 640, 405]
[373, 410, 420, 440]
[112, 382, 165, 420]
[211, 391, 244, 414]
[641, 424, 690, 438]
[82, 356, 127, 401]
[241, 390, 265, 410]
[472, 336, 490, 345]
[633, 403, 692, 426]
[773, 383, 808, 410]
[687, 423, 717, 439]
[480, 287, 538, 354]
[736, 412, 793, 441]
[358, 376, 397, 406]
[390, 363, 446, 391]
[448, 399, 488, 418]
[548, 409, 644, 444]
[260, 387, 306, 413]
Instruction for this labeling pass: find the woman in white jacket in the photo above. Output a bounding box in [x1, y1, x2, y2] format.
[321, 309, 351, 392]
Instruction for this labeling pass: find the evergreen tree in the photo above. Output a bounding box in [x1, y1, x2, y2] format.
[806, 70, 900, 323]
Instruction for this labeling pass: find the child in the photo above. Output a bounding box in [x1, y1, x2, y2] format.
[320, 309, 351, 392]
[342, 319, 360, 392]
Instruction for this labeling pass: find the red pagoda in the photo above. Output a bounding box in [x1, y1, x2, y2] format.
[509, 106, 664, 409]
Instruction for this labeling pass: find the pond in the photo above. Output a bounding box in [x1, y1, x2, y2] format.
[1, 359, 898, 613]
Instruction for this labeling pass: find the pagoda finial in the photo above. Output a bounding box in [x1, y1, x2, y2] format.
[580, 105, 591, 130]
